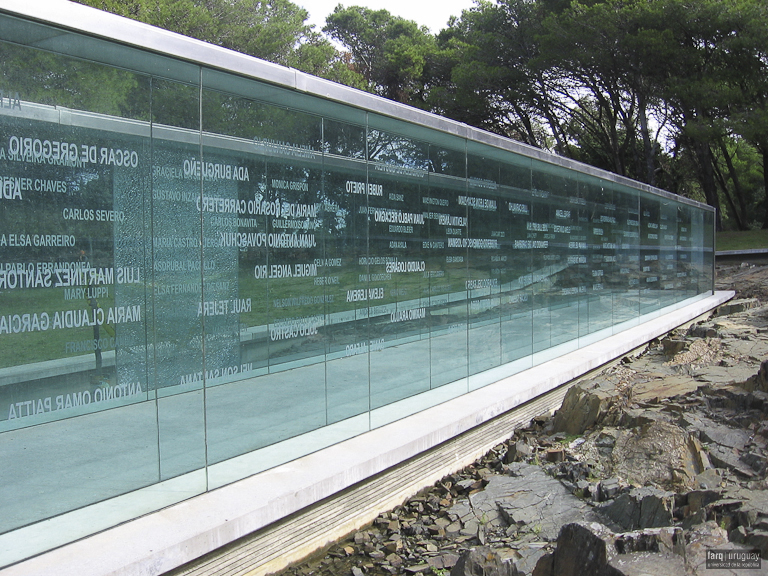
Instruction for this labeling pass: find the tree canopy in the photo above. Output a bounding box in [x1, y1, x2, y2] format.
[324, 5, 436, 103]
[75, 0, 364, 85]
[426, 0, 768, 230]
[74, 0, 768, 230]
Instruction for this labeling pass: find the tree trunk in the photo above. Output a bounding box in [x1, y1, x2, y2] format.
[694, 141, 723, 231]
[762, 145, 768, 229]
[638, 92, 655, 186]
[712, 152, 747, 230]
[717, 139, 748, 228]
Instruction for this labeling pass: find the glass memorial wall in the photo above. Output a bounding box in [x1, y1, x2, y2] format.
[0, 6, 715, 563]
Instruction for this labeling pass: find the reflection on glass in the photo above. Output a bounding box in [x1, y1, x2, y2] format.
[612, 183, 640, 328]
[0, 10, 717, 566]
[323, 158, 370, 424]
[426, 171, 469, 389]
[582, 178, 615, 336]
[466, 153, 501, 376]
[0, 40, 160, 533]
[498, 156, 533, 367]
[639, 193, 662, 316]
[530, 163, 581, 354]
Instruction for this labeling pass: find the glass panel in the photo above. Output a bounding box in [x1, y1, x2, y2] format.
[324, 118, 366, 161]
[0, 14, 200, 85]
[639, 192, 662, 315]
[676, 205, 695, 299]
[702, 210, 715, 292]
[688, 207, 711, 294]
[659, 200, 679, 307]
[323, 128, 370, 425]
[204, 69, 367, 127]
[321, 115, 369, 423]
[426, 167, 468, 390]
[150, 77, 207, 480]
[361, 125, 430, 414]
[530, 162, 579, 355]
[0, 40, 157, 532]
[582, 177, 615, 335]
[499, 154, 533, 367]
[614, 183, 640, 327]
[427, 137, 465, 179]
[199, 87, 329, 466]
[569, 177, 593, 338]
[466, 152, 501, 378]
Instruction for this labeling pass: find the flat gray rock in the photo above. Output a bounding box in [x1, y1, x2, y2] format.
[450, 546, 522, 576]
[598, 487, 675, 531]
[462, 463, 605, 541]
[683, 414, 751, 450]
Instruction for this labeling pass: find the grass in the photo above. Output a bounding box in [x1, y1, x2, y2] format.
[0, 285, 117, 368]
[0, 261, 479, 369]
[716, 229, 768, 251]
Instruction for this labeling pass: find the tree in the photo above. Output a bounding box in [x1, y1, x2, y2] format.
[534, 0, 712, 185]
[724, 0, 768, 227]
[288, 32, 366, 88]
[442, 0, 766, 228]
[75, 0, 362, 84]
[72, 0, 768, 226]
[76, 0, 219, 46]
[324, 5, 437, 103]
[710, 137, 764, 229]
[428, 0, 552, 147]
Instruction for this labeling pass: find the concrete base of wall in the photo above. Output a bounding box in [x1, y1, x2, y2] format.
[0, 292, 734, 576]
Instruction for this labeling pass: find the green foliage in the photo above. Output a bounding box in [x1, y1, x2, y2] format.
[427, 0, 768, 231]
[0, 43, 143, 119]
[77, 0, 303, 63]
[429, 0, 549, 146]
[288, 33, 366, 89]
[71, 0, 768, 230]
[324, 5, 436, 103]
[75, 0, 365, 87]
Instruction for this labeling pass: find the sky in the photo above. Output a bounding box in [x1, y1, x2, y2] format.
[298, 0, 479, 34]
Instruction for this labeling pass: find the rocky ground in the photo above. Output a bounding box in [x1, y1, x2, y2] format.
[276, 262, 768, 576]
